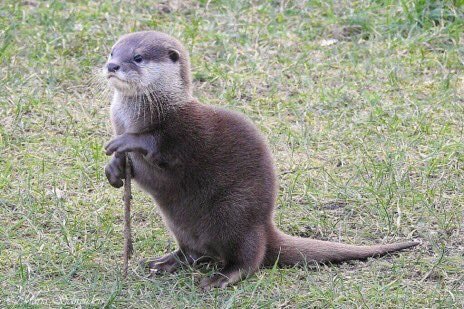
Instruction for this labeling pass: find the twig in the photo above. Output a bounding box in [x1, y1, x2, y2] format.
[123, 154, 133, 278]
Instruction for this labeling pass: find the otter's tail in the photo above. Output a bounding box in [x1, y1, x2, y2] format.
[265, 228, 419, 266]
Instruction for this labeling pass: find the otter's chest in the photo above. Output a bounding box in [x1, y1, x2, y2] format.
[110, 96, 152, 134]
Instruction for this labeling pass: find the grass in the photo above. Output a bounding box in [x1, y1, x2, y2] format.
[1, 0, 463, 307]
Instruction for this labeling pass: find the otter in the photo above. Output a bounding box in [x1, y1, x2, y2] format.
[103, 31, 418, 290]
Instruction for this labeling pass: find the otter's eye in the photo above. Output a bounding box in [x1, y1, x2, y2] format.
[168, 50, 179, 62]
[110, 51, 113, 57]
[133, 55, 143, 63]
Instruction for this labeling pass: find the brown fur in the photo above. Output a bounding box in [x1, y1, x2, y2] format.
[103, 31, 419, 290]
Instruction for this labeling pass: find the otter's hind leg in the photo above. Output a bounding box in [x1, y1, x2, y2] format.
[199, 226, 266, 290]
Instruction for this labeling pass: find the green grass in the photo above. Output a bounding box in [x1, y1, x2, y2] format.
[1, 0, 463, 307]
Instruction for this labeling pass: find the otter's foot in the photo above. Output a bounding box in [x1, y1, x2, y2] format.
[141, 250, 193, 276]
[199, 265, 252, 290]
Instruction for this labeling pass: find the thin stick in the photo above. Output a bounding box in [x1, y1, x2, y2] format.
[123, 154, 133, 278]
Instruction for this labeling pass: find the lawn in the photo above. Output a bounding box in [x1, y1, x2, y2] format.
[1, 0, 463, 307]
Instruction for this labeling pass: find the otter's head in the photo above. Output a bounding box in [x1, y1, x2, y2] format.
[104, 31, 192, 100]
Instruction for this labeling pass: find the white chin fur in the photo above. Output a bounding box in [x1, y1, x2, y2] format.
[108, 76, 136, 95]
[108, 76, 127, 88]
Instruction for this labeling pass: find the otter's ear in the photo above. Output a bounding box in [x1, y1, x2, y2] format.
[168, 49, 180, 62]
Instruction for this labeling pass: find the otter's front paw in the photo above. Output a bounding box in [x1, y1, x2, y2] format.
[105, 133, 159, 161]
[104, 153, 126, 188]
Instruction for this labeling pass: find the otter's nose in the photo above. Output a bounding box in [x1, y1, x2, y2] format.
[107, 63, 120, 73]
